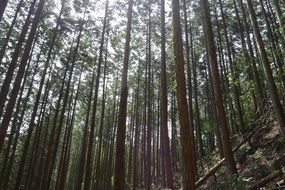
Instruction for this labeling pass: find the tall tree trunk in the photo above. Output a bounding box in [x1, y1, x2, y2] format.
[237, 0, 264, 102]
[94, 47, 108, 190]
[146, 3, 152, 189]
[206, 53, 224, 158]
[74, 62, 96, 190]
[201, 0, 238, 175]
[259, 0, 285, 91]
[233, 0, 259, 109]
[272, 0, 285, 39]
[42, 21, 83, 190]
[0, 0, 45, 154]
[83, 2, 108, 189]
[193, 57, 204, 157]
[0, 48, 37, 188]
[213, 6, 236, 133]
[36, 40, 74, 189]
[160, 0, 173, 188]
[0, 0, 37, 120]
[217, 0, 245, 132]
[56, 72, 81, 190]
[37, 32, 78, 190]
[0, 0, 23, 65]
[114, 0, 133, 188]
[133, 61, 141, 190]
[172, 0, 196, 188]
[182, 0, 198, 177]
[245, 0, 285, 135]
[0, 0, 8, 21]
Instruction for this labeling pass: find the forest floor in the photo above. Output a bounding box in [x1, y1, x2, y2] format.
[198, 108, 285, 190]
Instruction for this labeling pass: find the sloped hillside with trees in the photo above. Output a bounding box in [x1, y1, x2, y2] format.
[0, 0, 285, 189]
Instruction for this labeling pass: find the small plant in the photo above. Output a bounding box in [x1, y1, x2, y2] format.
[252, 148, 263, 159]
[230, 174, 248, 189]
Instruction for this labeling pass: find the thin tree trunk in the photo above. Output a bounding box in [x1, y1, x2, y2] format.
[259, 0, 285, 91]
[0, 0, 8, 21]
[0, 0, 45, 154]
[217, 0, 245, 132]
[0, 48, 37, 188]
[272, 0, 285, 39]
[83, 3, 108, 189]
[182, 0, 198, 177]
[56, 72, 81, 190]
[94, 48, 109, 190]
[42, 21, 83, 190]
[146, 3, 152, 189]
[114, 0, 133, 188]
[239, 0, 264, 102]
[0, 0, 37, 119]
[35, 42, 73, 189]
[245, 0, 285, 135]
[160, 0, 173, 188]
[37, 35, 77, 190]
[133, 61, 141, 190]
[233, 0, 259, 108]
[74, 61, 96, 190]
[193, 57, 204, 158]
[0, 0, 23, 65]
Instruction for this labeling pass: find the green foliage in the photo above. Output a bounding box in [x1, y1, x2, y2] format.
[202, 119, 214, 134]
[229, 174, 248, 189]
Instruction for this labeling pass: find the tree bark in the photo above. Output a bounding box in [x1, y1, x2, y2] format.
[160, 0, 173, 188]
[245, 0, 285, 135]
[0, 0, 8, 21]
[114, 0, 133, 188]
[172, 0, 196, 188]
[0, 0, 37, 120]
[201, 0, 238, 175]
[0, 0, 23, 65]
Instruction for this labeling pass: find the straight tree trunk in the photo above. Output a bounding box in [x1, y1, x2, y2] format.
[160, 0, 173, 188]
[56, 72, 81, 190]
[94, 47, 109, 190]
[245, 0, 285, 135]
[0, 0, 8, 21]
[172, 0, 196, 188]
[201, 0, 238, 175]
[35, 41, 74, 189]
[133, 61, 141, 190]
[272, 0, 285, 38]
[233, 0, 259, 108]
[146, 3, 152, 189]
[0, 48, 37, 188]
[114, 0, 134, 188]
[0, 0, 45, 154]
[213, 5, 237, 133]
[105, 83, 119, 190]
[237, 0, 264, 101]
[0, 0, 24, 65]
[42, 20, 83, 190]
[171, 92, 178, 171]
[259, 0, 285, 91]
[75, 62, 96, 190]
[217, 0, 245, 132]
[37, 34, 77, 190]
[193, 57, 204, 157]
[0, 0, 37, 120]
[182, 0, 198, 177]
[83, 2, 108, 188]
